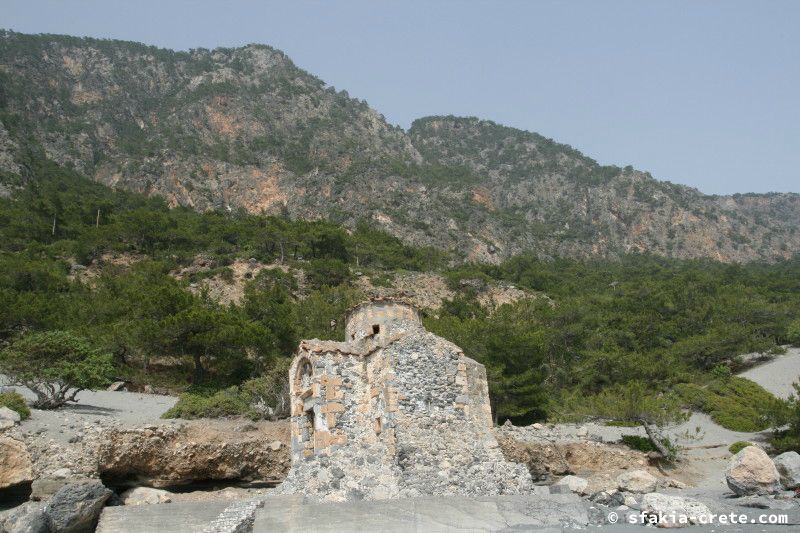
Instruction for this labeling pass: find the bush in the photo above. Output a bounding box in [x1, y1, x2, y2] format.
[770, 433, 800, 454]
[0, 331, 114, 408]
[0, 391, 30, 419]
[162, 387, 248, 419]
[729, 441, 752, 454]
[162, 358, 291, 420]
[788, 319, 800, 346]
[621, 435, 658, 453]
[676, 377, 788, 432]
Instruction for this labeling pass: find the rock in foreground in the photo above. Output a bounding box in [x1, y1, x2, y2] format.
[0, 436, 33, 489]
[640, 492, 712, 528]
[725, 446, 781, 496]
[1, 480, 111, 533]
[45, 481, 113, 533]
[773, 451, 800, 490]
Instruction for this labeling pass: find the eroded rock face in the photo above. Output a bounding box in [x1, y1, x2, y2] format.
[496, 433, 652, 484]
[617, 469, 658, 493]
[725, 446, 781, 496]
[773, 451, 800, 490]
[0, 436, 33, 489]
[96, 421, 290, 488]
[495, 434, 570, 481]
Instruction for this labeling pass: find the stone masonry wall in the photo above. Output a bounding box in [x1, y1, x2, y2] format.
[279, 300, 532, 502]
[389, 330, 532, 497]
[345, 300, 419, 341]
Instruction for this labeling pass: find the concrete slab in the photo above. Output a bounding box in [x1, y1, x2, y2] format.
[96, 501, 229, 533]
[253, 494, 589, 532]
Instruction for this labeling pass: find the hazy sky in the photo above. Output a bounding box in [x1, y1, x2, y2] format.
[3, 1, 798, 195]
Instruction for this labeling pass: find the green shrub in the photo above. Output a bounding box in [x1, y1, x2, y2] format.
[788, 319, 800, 346]
[162, 387, 248, 419]
[621, 435, 658, 453]
[604, 420, 640, 427]
[369, 273, 393, 288]
[162, 358, 290, 420]
[676, 377, 787, 432]
[0, 391, 30, 420]
[770, 433, 800, 454]
[728, 441, 752, 454]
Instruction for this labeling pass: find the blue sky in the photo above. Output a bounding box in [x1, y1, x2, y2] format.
[3, 0, 798, 195]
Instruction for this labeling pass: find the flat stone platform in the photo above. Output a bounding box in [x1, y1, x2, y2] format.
[257, 493, 590, 532]
[96, 493, 588, 533]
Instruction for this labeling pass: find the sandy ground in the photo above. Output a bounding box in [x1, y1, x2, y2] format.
[1, 376, 178, 444]
[739, 347, 800, 400]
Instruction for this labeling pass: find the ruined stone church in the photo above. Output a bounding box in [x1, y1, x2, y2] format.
[279, 298, 532, 501]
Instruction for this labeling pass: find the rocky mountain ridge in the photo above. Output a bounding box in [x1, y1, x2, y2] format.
[1, 30, 798, 262]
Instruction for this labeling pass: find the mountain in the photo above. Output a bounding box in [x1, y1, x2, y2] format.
[1, 30, 798, 263]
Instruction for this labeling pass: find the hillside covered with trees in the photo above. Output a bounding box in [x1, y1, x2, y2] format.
[1, 156, 799, 439]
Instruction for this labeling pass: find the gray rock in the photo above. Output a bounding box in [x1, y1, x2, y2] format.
[30, 478, 70, 501]
[548, 483, 571, 494]
[1, 502, 49, 533]
[0, 406, 22, 422]
[553, 475, 588, 495]
[773, 451, 800, 489]
[44, 480, 112, 533]
[640, 492, 711, 528]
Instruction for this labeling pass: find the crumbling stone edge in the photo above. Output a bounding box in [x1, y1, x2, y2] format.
[201, 498, 264, 533]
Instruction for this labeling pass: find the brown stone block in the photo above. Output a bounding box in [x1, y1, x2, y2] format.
[326, 413, 337, 428]
[321, 402, 345, 414]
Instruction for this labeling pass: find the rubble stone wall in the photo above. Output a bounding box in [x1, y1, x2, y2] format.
[280, 300, 532, 502]
[345, 300, 419, 341]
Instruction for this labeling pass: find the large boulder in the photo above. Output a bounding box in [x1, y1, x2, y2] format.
[617, 469, 658, 493]
[44, 480, 112, 533]
[96, 420, 290, 487]
[640, 492, 712, 528]
[773, 451, 800, 490]
[725, 446, 781, 496]
[0, 436, 33, 489]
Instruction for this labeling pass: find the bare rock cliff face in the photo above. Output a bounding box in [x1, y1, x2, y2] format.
[1, 31, 798, 262]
